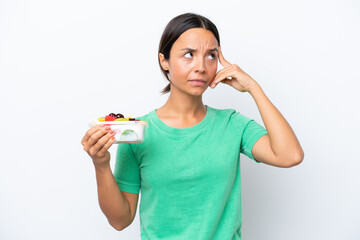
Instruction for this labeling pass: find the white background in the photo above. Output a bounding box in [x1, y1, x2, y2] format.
[1, 0, 359, 239]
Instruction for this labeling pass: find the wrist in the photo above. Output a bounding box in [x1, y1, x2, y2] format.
[94, 162, 111, 174]
[248, 81, 261, 95]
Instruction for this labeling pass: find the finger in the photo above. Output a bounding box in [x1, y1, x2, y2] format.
[97, 135, 116, 156]
[89, 130, 116, 156]
[218, 46, 231, 68]
[220, 79, 232, 85]
[83, 127, 110, 152]
[81, 125, 103, 146]
[213, 65, 234, 81]
[211, 67, 236, 88]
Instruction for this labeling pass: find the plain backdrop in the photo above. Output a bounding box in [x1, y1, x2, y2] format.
[1, 0, 359, 239]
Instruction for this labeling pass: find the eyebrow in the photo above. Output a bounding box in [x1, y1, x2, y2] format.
[180, 47, 218, 52]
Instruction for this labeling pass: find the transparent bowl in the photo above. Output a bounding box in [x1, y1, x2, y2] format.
[88, 119, 148, 144]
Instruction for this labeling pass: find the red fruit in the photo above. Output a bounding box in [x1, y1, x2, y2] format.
[105, 115, 116, 121]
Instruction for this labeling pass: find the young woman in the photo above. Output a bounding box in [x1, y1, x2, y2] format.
[81, 13, 304, 240]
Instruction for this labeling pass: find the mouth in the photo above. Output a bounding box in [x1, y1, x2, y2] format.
[188, 79, 207, 86]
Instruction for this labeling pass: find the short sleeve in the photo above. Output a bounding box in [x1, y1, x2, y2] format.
[240, 119, 268, 163]
[113, 143, 141, 193]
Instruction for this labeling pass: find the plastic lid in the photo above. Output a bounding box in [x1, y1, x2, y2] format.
[88, 119, 149, 128]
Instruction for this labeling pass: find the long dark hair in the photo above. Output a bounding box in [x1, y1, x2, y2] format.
[158, 13, 220, 94]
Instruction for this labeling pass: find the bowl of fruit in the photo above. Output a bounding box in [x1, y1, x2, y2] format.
[88, 113, 148, 144]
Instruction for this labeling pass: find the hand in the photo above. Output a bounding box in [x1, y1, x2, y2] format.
[81, 125, 116, 168]
[210, 46, 258, 92]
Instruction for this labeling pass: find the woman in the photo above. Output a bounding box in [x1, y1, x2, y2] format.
[81, 13, 304, 240]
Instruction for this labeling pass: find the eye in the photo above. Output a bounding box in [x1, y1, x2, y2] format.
[184, 52, 193, 58]
[208, 53, 216, 60]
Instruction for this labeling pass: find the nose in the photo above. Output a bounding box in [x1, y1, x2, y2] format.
[194, 57, 206, 73]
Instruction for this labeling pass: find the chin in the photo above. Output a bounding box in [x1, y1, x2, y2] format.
[172, 84, 207, 96]
[189, 88, 206, 96]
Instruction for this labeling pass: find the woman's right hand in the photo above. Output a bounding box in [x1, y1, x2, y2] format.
[81, 125, 116, 168]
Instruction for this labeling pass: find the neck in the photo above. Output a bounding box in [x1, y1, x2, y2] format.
[158, 88, 206, 118]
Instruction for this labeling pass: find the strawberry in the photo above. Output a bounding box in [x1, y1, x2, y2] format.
[105, 115, 116, 121]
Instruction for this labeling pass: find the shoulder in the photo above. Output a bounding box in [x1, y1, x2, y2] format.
[207, 105, 235, 117]
[207, 105, 251, 124]
[134, 109, 153, 122]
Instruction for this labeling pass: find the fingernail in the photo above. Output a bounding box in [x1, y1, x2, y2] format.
[105, 126, 110, 130]
[111, 137, 115, 140]
[109, 130, 114, 134]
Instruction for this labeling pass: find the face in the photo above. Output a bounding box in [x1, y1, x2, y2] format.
[159, 28, 219, 96]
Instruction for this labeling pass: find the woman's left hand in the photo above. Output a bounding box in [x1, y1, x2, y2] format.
[210, 46, 258, 92]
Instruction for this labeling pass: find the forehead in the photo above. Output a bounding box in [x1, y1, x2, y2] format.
[172, 28, 218, 49]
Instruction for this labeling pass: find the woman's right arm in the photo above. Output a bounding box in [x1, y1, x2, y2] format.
[94, 164, 133, 230]
[81, 125, 133, 231]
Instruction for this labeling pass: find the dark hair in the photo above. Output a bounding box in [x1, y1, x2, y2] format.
[158, 13, 220, 94]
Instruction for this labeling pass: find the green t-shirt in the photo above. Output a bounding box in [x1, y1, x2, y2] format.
[114, 105, 268, 240]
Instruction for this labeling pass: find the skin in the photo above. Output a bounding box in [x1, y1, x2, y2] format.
[159, 28, 304, 168]
[81, 27, 304, 231]
[81, 125, 137, 231]
[157, 28, 219, 127]
[213, 46, 304, 167]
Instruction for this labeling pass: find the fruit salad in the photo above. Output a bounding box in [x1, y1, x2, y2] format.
[99, 113, 140, 122]
[88, 113, 148, 144]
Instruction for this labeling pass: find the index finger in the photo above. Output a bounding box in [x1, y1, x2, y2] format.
[218, 46, 231, 67]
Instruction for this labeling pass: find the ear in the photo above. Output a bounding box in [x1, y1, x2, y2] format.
[159, 53, 169, 71]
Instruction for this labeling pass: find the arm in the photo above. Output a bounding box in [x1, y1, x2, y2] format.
[211, 46, 304, 167]
[81, 125, 137, 230]
[249, 83, 304, 167]
[95, 164, 136, 230]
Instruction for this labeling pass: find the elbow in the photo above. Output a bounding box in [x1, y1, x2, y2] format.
[107, 208, 134, 231]
[286, 149, 304, 168]
[111, 223, 127, 231]
[114, 225, 125, 231]
[109, 220, 129, 231]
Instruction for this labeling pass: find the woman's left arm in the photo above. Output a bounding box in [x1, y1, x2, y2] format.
[211, 47, 304, 168]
